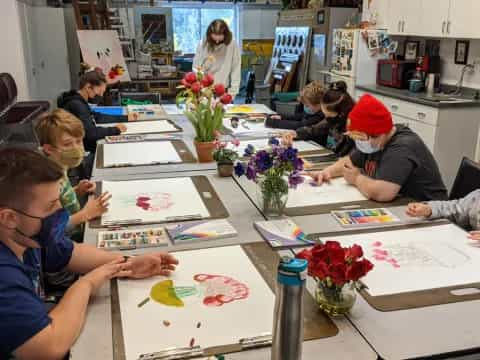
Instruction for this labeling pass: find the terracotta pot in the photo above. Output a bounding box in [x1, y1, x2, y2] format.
[194, 141, 216, 163]
[217, 162, 234, 177]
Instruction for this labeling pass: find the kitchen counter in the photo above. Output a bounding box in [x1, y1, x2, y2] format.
[356, 84, 480, 108]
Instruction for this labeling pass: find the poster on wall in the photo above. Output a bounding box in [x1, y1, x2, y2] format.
[76, 30, 130, 83]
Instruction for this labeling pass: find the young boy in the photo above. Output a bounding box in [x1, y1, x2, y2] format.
[35, 109, 111, 243]
[407, 190, 480, 240]
[0, 148, 178, 359]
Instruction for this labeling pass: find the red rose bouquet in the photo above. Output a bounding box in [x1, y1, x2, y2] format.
[297, 241, 373, 315]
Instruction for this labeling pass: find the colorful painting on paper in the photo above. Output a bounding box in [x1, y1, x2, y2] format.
[77, 30, 130, 83]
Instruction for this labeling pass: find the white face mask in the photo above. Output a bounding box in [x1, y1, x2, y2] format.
[355, 139, 380, 154]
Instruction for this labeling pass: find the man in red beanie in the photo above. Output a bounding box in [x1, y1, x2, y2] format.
[310, 94, 447, 202]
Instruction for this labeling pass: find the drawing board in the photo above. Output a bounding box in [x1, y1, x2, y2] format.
[77, 30, 130, 83]
[287, 177, 367, 208]
[222, 118, 288, 137]
[99, 120, 180, 134]
[103, 141, 182, 167]
[116, 245, 275, 360]
[229, 138, 323, 155]
[101, 177, 210, 225]
[329, 223, 480, 296]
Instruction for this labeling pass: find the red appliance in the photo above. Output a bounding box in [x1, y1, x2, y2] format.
[376, 60, 417, 89]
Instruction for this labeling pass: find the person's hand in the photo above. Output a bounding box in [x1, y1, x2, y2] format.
[76, 180, 96, 196]
[406, 203, 432, 218]
[127, 113, 139, 122]
[270, 115, 281, 121]
[281, 131, 297, 147]
[305, 170, 331, 185]
[343, 159, 361, 185]
[116, 124, 127, 133]
[124, 253, 179, 279]
[83, 192, 111, 220]
[467, 231, 480, 241]
[80, 258, 132, 294]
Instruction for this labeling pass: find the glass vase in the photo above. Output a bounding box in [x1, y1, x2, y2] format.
[315, 282, 357, 316]
[257, 175, 289, 217]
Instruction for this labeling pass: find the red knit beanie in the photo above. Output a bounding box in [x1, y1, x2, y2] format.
[348, 94, 393, 136]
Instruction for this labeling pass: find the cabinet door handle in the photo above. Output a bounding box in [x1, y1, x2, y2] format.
[402, 21, 406, 33]
[442, 21, 446, 34]
[391, 105, 399, 111]
[447, 21, 451, 34]
[398, 21, 401, 32]
[417, 112, 427, 119]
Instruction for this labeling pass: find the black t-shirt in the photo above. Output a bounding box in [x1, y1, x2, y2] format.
[350, 125, 448, 201]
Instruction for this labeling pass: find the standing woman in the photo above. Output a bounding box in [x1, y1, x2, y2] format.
[193, 19, 241, 99]
[57, 67, 126, 153]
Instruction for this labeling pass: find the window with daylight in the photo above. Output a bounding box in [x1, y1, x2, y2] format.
[172, 7, 235, 54]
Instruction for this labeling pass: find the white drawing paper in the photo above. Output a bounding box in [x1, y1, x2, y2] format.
[229, 138, 323, 155]
[117, 245, 275, 360]
[329, 223, 480, 296]
[287, 177, 367, 208]
[103, 141, 181, 167]
[162, 104, 185, 115]
[99, 120, 178, 134]
[101, 177, 210, 225]
[225, 104, 275, 115]
[77, 30, 130, 83]
[223, 118, 289, 136]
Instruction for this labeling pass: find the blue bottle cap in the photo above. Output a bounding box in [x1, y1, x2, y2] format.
[277, 257, 308, 286]
[279, 256, 308, 273]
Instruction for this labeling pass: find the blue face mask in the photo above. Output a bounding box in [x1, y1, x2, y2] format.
[355, 139, 380, 154]
[304, 106, 315, 115]
[13, 208, 69, 247]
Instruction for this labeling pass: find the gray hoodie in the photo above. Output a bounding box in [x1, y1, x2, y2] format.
[429, 189, 480, 230]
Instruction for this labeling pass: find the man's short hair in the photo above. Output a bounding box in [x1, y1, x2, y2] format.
[0, 148, 63, 209]
[35, 109, 85, 147]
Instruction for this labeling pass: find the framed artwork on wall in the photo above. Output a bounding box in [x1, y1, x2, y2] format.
[455, 40, 470, 65]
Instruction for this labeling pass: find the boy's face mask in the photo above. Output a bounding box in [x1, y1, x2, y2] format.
[355, 139, 380, 154]
[304, 106, 315, 115]
[57, 146, 85, 169]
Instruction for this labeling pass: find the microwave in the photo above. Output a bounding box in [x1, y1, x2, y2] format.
[377, 60, 417, 89]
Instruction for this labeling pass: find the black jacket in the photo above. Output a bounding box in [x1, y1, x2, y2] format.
[57, 90, 123, 152]
[265, 112, 354, 156]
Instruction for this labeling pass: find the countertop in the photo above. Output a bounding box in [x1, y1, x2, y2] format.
[356, 84, 480, 109]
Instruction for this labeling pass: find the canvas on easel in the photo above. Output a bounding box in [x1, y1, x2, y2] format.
[115, 245, 275, 360]
[77, 30, 131, 83]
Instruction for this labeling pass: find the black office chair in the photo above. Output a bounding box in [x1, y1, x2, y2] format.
[449, 157, 480, 200]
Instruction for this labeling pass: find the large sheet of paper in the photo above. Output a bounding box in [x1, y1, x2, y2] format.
[222, 118, 288, 136]
[229, 138, 322, 155]
[225, 104, 275, 115]
[99, 120, 178, 134]
[162, 104, 185, 115]
[101, 177, 209, 225]
[103, 141, 181, 167]
[77, 30, 130, 84]
[328, 224, 480, 296]
[117, 245, 275, 360]
[287, 177, 367, 208]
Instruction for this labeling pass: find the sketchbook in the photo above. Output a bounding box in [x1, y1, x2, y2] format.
[103, 141, 182, 167]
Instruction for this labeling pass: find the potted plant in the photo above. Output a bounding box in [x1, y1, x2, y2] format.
[234, 138, 304, 217]
[212, 139, 240, 177]
[297, 242, 374, 316]
[176, 71, 233, 162]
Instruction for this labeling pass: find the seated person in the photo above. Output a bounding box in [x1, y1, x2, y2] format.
[265, 80, 325, 130]
[36, 109, 110, 243]
[268, 81, 355, 156]
[407, 189, 480, 239]
[310, 94, 448, 202]
[0, 148, 178, 359]
[57, 66, 127, 153]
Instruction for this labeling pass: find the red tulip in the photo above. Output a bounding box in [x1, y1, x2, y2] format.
[220, 93, 233, 105]
[345, 244, 363, 262]
[214, 84, 226, 96]
[191, 82, 202, 94]
[185, 72, 197, 84]
[180, 78, 191, 88]
[201, 73, 214, 87]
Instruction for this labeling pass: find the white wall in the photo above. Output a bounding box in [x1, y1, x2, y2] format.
[0, 0, 30, 100]
[362, 0, 389, 29]
[439, 38, 480, 89]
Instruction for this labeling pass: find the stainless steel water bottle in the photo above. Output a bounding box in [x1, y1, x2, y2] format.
[271, 256, 308, 360]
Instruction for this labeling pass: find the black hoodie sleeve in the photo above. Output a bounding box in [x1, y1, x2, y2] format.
[265, 113, 324, 131]
[296, 119, 330, 143]
[65, 100, 121, 151]
[93, 112, 128, 124]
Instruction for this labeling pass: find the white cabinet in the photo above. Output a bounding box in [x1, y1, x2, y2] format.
[386, 0, 421, 35]
[239, 7, 279, 40]
[419, 0, 450, 37]
[448, 0, 480, 38]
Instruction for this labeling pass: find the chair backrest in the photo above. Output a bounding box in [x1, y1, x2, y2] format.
[119, 92, 161, 105]
[449, 157, 480, 200]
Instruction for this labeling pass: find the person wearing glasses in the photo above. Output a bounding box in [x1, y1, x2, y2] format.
[193, 19, 241, 99]
[308, 94, 448, 202]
